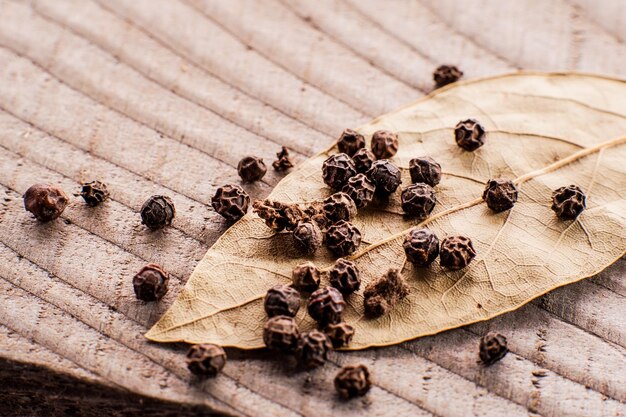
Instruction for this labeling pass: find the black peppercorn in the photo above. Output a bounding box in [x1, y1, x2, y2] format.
[237, 156, 267, 183]
[455, 119, 486, 151]
[23, 184, 69, 222]
[322, 153, 357, 190]
[324, 322, 355, 348]
[551, 185, 586, 220]
[79, 180, 109, 207]
[366, 159, 402, 195]
[433, 65, 463, 88]
[352, 148, 376, 174]
[264, 284, 301, 318]
[296, 330, 333, 369]
[335, 364, 371, 399]
[263, 315, 301, 353]
[337, 129, 365, 157]
[479, 332, 508, 365]
[371, 130, 399, 160]
[401, 183, 436, 218]
[292, 220, 323, 254]
[273, 146, 294, 171]
[440, 235, 476, 270]
[308, 286, 346, 326]
[403, 228, 439, 267]
[186, 344, 227, 377]
[329, 258, 360, 295]
[342, 173, 375, 209]
[133, 263, 169, 301]
[323, 192, 357, 224]
[292, 261, 321, 293]
[409, 157, 442, 187]
[212, 184, 250, 221]
[325, 220, 362, 257]
[482, 179, 518, 212]
[363, 269, 409, 318]
[253, 199, 305, 231]
[141, 195, 175, 229]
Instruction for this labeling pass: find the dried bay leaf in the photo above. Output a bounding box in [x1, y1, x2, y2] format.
[147, 73, 626, 349]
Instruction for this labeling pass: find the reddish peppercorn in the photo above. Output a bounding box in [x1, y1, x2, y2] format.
[440, 235, 476, 270]
[133, 263, 169, 301]
[23, 184, 69, 222]
[371, 130, 399, 159]
[212, 185, 250, 221]
[237, 156, 267, 183]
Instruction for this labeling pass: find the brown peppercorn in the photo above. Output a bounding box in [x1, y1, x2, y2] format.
[455, 119, 486, 151]
[263, 315, 301, 353]
[366, 159, 402, 195]
[363, 269, 409, 318]
[23, 184, 69, 222]
[273, 146, 294, 171]
[292, 220, 323, 254]
[186, 344, 227, 377]
[401, 183, 436, 218]
[212, 184, 250, 221]
[141, 195, 175, 229]
[253, 199, 305, 231]
[482, 179, 518, 212]
[371, 130, 399, 159]
[335, 364, 371, 399]
[264, 284, 301, 318]
[403, 228, 439, 267]
[292, 261, 321, 293]
[329, 258, 360, 295]
[409, 157, 442, 187]
[324, 322, 355, 348]
[133, 263, 169, 301]
[433, 65, 463, 88]
[303, 201, 331, 231]
[352, 148, 376, 174]
[342, 173, 376, 209]
[440, 235, 476, 270]
[337, 129, 365, 157]
[479, 332, 508, 365]
[79, 181, 109, 207]
[296, 330, 333, 369]
[325, 220, 362, 257]
[323, 192, 357, 224]
[551, 185, 586, 220]
[308, 286, 346, 326]
[322, 153, 357, 190]
[237, 156, 267, 183]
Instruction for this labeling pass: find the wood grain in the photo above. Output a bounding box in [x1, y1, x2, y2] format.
[1, 1, 624, 416]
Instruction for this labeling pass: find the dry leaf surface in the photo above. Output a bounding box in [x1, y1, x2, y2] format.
[147, 73, 626, 349]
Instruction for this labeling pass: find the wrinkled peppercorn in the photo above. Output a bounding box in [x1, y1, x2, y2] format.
[403, 228, 439, 267]
[352, 148, 376, 174]
[141, 195, 175, 229]
[23, 184, 69, 222]
[212, 184, 250, 221]
[237, 156, 267, 183]
[186, 344, 227, 377]
[409, 157, 442, 187]
[363, 269, 409, 318]
[479, 332, 508, 365]
[292, 220, 323, 254]
[551, 185, 586, 220]
[273, 146, 294, 171]
[371, 130, 399, 160]
[323, 192, 357, 224]
[304, 201, 331, 231]
[79, 181, 109, 207]
[322, 153, 357, 190]
[292, 261, 321, 293]
[482, 179, 518, 212]
[455, 119, 485, 151]
[440, 235, 476, 270]
[264, 284, 301, 318]
[335, 364, 371, 399]
[296, 330, 333, 369]
[133, 263, 169, 301]
[337, 129, 365, 157]
[308, 286, 346, 326]
[401, 183, 437, 218]
[342, 173, 375, 209]
[325, 220, 362, 257]
[325, 322, 355, 348]
[366, 159, 402, 195]
[329, 258, 360, 295]
[263, 315, 301, 353]
[433, 65, 463, 88]
[253, 199, 305, 231]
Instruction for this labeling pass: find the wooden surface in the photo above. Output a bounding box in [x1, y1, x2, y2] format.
[1, 1, 624, 416]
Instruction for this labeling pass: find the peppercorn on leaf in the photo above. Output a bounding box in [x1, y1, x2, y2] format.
[147, 73, 626, 349]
